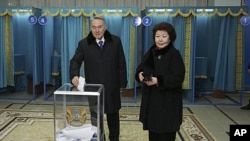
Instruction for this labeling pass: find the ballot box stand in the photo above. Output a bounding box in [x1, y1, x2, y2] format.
[54, 83, 104, 141]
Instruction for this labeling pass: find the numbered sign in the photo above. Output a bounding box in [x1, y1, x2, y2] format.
[142, 16, 152, 26]
[28, 15, 37, 25]
[131, 16, 142, 26]
[240, 16, 250, 26]
[38, 16, 47, 25]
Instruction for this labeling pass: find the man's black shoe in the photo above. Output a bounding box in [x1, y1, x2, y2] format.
[240, 103, 250, 110]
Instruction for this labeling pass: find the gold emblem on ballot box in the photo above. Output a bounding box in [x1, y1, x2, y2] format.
[66, 106, 87, 126]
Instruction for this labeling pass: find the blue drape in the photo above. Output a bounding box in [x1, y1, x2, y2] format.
[213, 15, 238, 91]
[0, 7, 43, 98]
[43, 16, 62, 86]
[196, 8, 242, 92]
[0, 15, 8, 88]
[43, 15, 84, 85]
[196, 15, 219, 91]
[12, 12, 43, 87]
[61, 16, 84, 84]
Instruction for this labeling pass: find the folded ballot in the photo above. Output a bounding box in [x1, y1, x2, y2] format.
[77, 76, 85, 92]
[60, 124, 96, 141]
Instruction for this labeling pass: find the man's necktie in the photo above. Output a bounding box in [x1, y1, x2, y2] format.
[98, 41, 103, 49]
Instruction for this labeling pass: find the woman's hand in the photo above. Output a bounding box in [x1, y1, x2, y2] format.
[144, 77, 158, 86]
[139, 72, 144, 82]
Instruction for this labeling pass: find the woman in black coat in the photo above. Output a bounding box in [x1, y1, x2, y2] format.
[135, 22, 185, 141]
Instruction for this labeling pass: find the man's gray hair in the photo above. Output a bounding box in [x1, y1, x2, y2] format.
[91, 16, 106, 24]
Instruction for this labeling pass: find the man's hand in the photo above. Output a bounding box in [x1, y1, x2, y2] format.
[72, 76, 79, 86]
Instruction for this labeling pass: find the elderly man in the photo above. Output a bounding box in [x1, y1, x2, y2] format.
[70, 16, 127, 141]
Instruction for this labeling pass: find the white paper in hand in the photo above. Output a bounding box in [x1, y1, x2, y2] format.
[77, 76, 85, 91]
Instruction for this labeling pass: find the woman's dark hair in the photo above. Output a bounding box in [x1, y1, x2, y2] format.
[153, 22, 176, 42]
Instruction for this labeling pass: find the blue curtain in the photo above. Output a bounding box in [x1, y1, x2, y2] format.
[104, 15, 122, 36]
[0, 15, 8, 88]
[32, 16, 43, 86]
[0, 7, 43, 96]
[12, 11, 43, 87]
[43, 15, 84, 85]
[196, 15, 223, 92]
[213, 15, 238, 91]
[196, 7, 245, 92]
[0, 9, 14, 88]
[61, 16, 84, 84]
[43, 16, 62, 85]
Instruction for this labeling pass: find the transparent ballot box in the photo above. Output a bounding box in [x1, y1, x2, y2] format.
[54, 83, 104, 141]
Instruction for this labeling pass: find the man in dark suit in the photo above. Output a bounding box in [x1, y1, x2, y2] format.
[240, 63, 250, 110]
[70, 16, 127, 141]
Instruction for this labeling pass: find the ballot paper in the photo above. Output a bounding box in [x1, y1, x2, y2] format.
[57, 124, 96, 141]
[77, 76, 85, 92]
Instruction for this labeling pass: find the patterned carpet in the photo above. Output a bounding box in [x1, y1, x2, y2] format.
[0, 109, 215, 141]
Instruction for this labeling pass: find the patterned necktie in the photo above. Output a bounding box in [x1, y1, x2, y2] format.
[98, 40, 103, 49]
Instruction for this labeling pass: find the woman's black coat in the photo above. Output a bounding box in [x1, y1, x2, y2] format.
[135, 44, 185, 133]
[70, 30, 127, 114]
